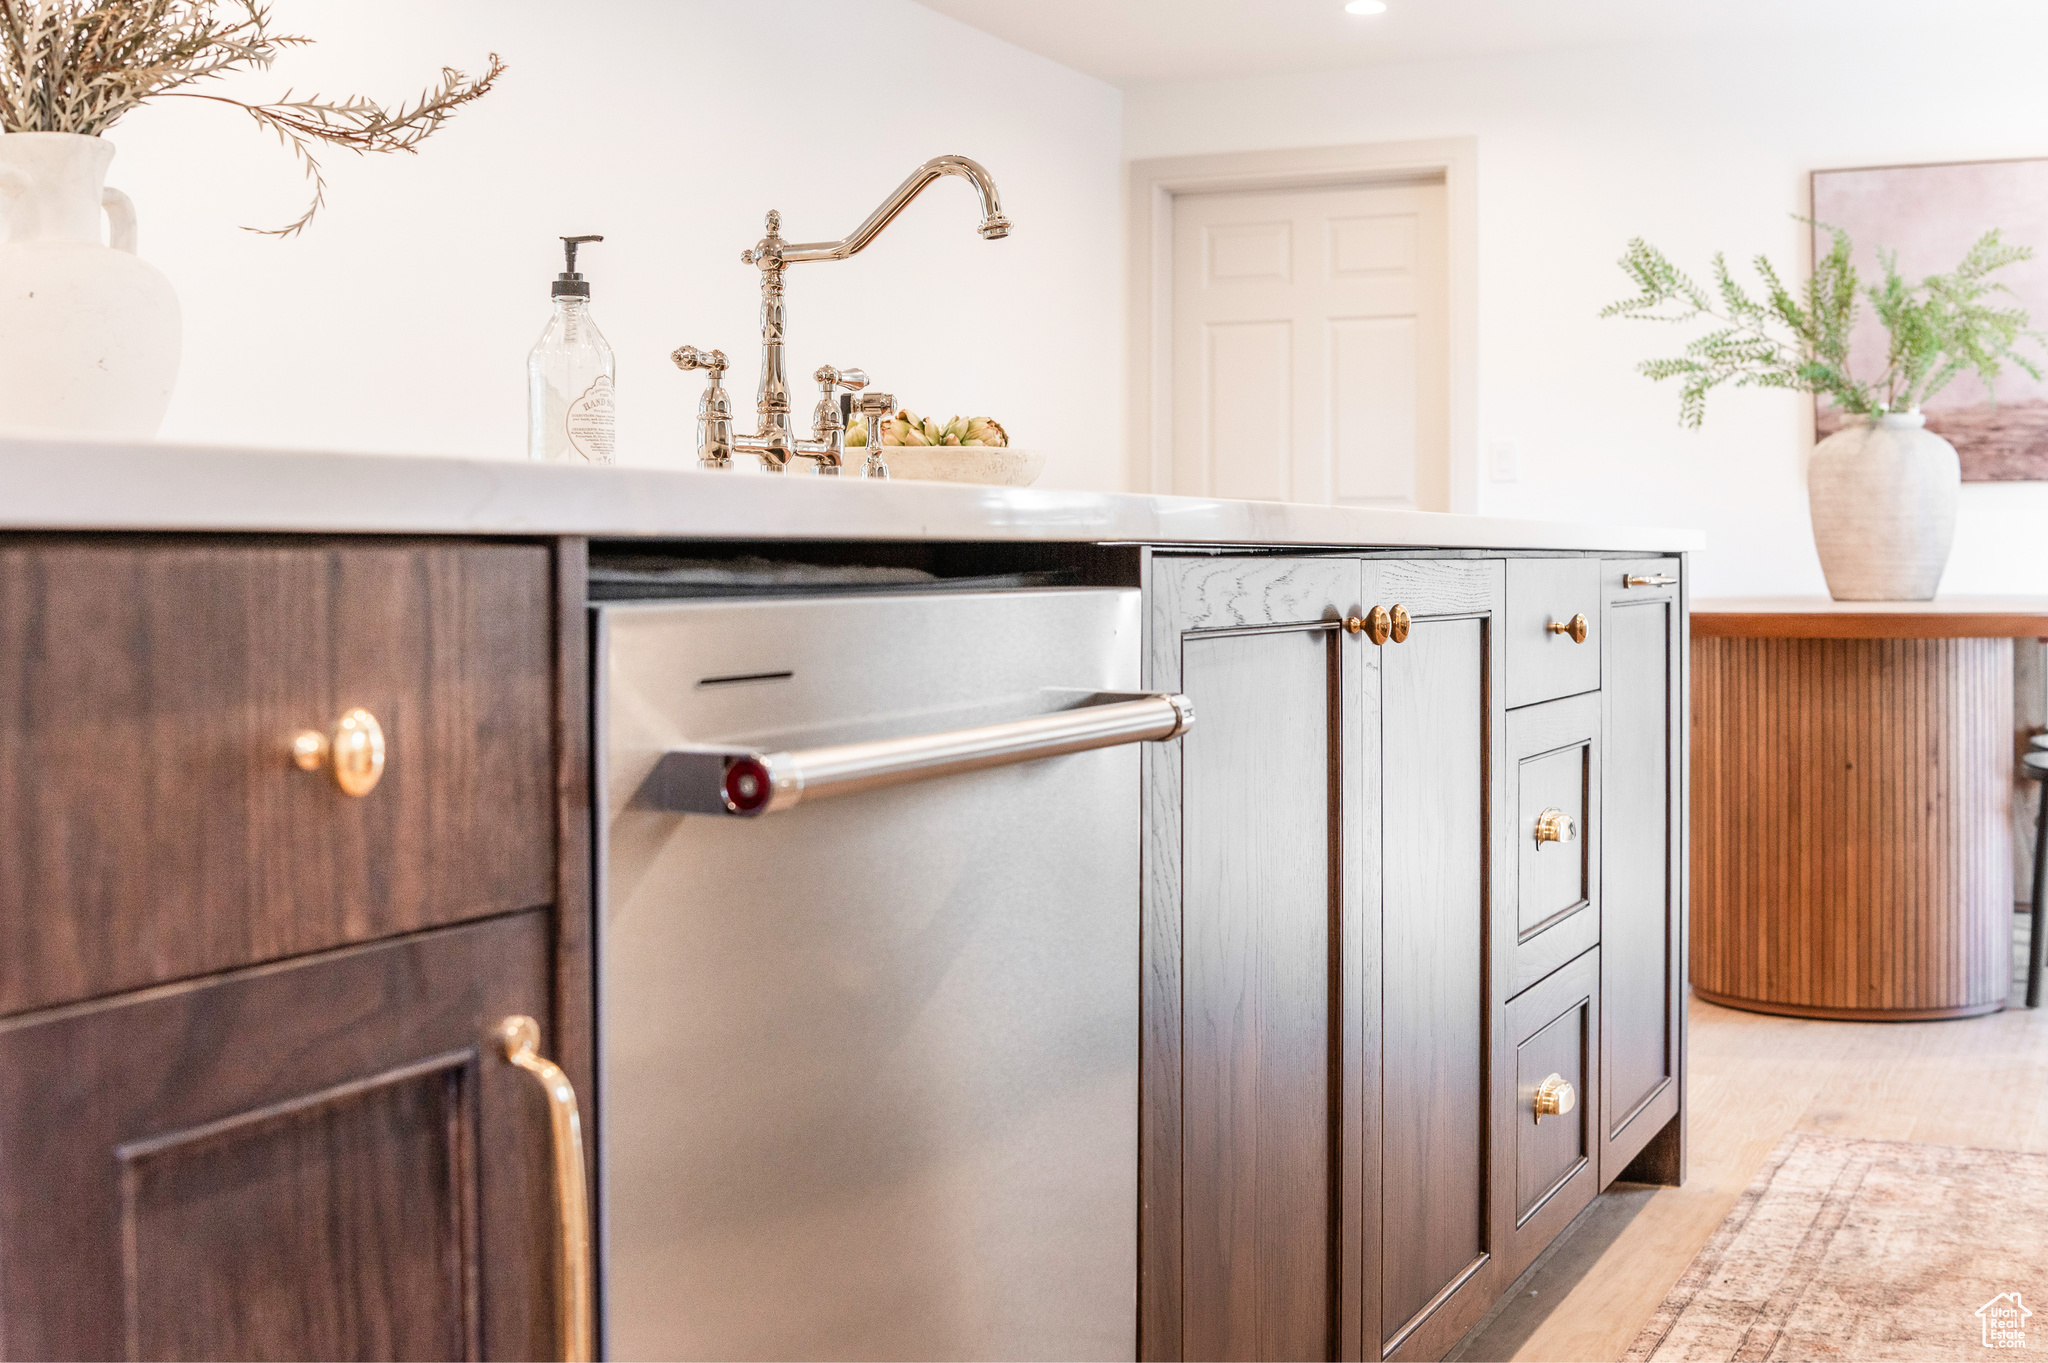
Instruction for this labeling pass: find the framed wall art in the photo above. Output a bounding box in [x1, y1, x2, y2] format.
[1813, 156, 2048, 481]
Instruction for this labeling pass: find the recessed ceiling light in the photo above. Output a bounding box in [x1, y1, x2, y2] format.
[1345, 0, 1388, 13]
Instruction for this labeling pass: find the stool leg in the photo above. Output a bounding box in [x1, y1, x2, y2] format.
[2031, 783, 2048, 1009]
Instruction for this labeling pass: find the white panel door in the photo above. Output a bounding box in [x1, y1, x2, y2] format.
[1170, 180, 1449, 509]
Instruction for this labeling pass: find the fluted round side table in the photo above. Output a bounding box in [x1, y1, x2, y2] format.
[1691, 598, 2048, 1020]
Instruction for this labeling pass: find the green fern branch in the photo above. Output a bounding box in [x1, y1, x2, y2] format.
[1603, 218, 2043, 428]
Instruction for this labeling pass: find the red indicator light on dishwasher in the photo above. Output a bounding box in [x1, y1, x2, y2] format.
[723, 757, 772, 814]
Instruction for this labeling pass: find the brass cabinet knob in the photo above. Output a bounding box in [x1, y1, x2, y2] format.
[1346, 605, 1394, 645]
[291, 707, 386, 797]
[1534, 807, 1575, 846]
[1343, 605, 1409, 645]
[1547, 613, 1589, 644]
[1534, 1073, 1576, 1122]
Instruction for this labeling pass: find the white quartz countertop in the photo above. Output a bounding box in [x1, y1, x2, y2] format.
[0, 435, 1703, 552]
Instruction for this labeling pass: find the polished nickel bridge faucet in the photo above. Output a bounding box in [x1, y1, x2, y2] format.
[672, 154, 1010, 477]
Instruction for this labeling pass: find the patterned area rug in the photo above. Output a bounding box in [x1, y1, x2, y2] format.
[1627, 1134, 2048, 1361]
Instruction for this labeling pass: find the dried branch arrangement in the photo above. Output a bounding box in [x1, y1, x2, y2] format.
[0, 0, 501, 236]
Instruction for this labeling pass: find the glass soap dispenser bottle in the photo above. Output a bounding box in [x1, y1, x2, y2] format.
[528, 234, 616, 463]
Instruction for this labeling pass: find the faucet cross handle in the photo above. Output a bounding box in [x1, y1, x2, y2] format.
[808, 365, 871, 448]
[673, 346, 734, 469]
[814, 365, 870, 392]
[673, 345, 728, 376]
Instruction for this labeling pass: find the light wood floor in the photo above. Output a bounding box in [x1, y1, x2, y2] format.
[1454, 912, 2048, 1363]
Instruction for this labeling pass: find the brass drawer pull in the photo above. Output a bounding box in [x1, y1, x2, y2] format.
[290, 707, 386, 797]
[1534, 1072, 1576, 1122]
[1546, 613, 1589, 644]
[1345, 605, 1410, 645]
[1534, 808, 1576, 846]
[1625, 573, 1679, 588]
[500, 1016, 594, 1363]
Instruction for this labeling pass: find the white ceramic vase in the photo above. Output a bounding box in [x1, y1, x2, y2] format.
[0, 132, 180, 436]
[1807, 411, 1959, 601]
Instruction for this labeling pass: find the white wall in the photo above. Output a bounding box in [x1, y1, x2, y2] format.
[1126, 24, 2048, 594]
[99, 0, 1123, 490]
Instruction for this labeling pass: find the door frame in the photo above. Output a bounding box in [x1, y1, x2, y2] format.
[1124, 139, 1479, 512]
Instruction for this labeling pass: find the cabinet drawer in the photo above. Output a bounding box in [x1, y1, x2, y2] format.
[0, 538, 557, 1015]
[1506, 558, 1601, 708]
[1506, 692, 1601, 997]
[1505, 947, 1600, 1281]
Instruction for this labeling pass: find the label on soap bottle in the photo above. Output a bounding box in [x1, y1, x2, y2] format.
[566, 375, 617, 464]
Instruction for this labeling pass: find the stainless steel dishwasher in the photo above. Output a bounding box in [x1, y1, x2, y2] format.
[594, 586, 1185, 1361]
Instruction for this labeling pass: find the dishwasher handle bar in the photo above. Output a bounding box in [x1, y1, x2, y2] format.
[647, 690, 1194, 817]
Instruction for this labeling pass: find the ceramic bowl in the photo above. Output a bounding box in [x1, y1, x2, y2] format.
[872, 446, 1045, 487]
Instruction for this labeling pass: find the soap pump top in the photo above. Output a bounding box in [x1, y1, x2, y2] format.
[553, 234, 602, 297]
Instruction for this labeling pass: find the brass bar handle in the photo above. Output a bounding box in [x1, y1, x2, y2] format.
[1547, 613, 1590, 644]
[499, 1016, 594, 1363]
[1624, 573, 1679, 589]
[290, 707, 386, 797]
[1534, 1073, 1577, 1123]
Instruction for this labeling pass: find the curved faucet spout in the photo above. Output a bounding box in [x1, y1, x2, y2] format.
[779, 155, 1010, 263]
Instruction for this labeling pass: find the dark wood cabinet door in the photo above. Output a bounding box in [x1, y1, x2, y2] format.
[0, 537, 556, 1017]
[0, 912, 560, 1362]
[1361, 558, 1508, 1363]
[1142, 555, 1367, 1362]
[1598, 559, 1687, 1185]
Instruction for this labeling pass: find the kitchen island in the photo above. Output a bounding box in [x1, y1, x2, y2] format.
[0, 434, 1699, 1363]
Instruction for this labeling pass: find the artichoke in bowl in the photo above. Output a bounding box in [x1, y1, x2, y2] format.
[847, 409, 1009, 447]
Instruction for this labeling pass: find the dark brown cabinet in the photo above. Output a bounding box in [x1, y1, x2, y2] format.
[0, 535, 588, 1363]
[0, 531, 1675, 1363]
[0, 914, 559, 1362]
[0, 538, 558, 1015]
[1364, 558, 1506, 1363]
[1505, 692, 1602, 998]
[1505, 947, 1601, 1279]
[1142, 553, 1514, 1363]
[1599, 559, 1687, 1184]
[1144, 549, 1686, 1363]
[1141, 555, 1360, 1362]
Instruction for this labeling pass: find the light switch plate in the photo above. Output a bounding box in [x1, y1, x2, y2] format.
[1490, 438, 1520, 483]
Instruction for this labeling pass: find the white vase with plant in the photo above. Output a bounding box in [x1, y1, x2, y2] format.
[0, 1, 501, 437]
[1603, 223, 2041, 600]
